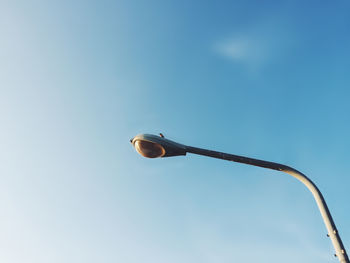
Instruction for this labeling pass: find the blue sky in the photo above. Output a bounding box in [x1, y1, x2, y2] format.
[1, 1, 350, 262]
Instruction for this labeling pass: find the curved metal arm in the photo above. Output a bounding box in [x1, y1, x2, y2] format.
[186, 146, 349, 263]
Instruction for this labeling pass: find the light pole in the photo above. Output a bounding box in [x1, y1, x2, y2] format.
[130, 133, 349, 263]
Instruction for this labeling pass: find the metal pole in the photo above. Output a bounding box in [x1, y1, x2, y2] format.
[186, 146, 349, 263]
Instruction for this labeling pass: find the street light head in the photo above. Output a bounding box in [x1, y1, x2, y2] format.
[130, 134, 187, 158]
[134, 140, 166, 158]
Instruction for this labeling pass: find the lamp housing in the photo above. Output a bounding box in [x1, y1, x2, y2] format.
[131, 134, 187, 158]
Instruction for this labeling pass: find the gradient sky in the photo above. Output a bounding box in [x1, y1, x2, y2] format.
[1, 1, 350, 262]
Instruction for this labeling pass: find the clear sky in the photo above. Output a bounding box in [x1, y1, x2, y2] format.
[1, 1, 350, 262]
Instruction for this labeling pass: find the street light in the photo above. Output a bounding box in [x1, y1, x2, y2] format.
[130, 133, 349, 263]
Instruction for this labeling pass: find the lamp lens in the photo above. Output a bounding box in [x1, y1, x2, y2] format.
[134, 140, 166, 158]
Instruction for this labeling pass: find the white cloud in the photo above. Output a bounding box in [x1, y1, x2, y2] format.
[215, 36, 267, 68]
[214, 18, 297, 70]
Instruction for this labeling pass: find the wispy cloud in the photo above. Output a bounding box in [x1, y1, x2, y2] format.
[215, 36, 267, 68]
[214, 18, 297, 70]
